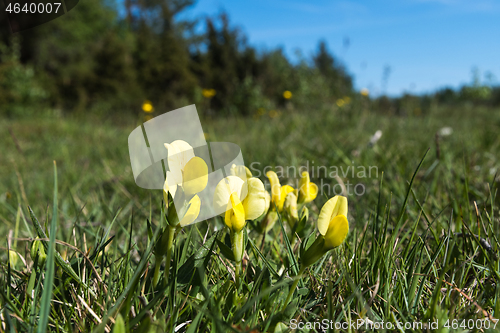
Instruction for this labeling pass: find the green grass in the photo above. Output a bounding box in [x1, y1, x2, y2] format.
[1, 102, 500, 332]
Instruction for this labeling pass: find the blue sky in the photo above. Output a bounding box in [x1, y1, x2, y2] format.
[181, 0, 500, 96]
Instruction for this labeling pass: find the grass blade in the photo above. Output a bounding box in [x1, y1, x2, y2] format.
[37, 161, 58, 333]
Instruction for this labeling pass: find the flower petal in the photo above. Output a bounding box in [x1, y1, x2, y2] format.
[182, 156, 208, 197]
[242, 178, 267, 220]
[179, 195, 201, 227]
[306, 183, 318, 202]
[230, 164, 252, 181]
[225, 192, 246, 232]
[317, 195, 348, 235]
[164, 140, 195, 185]
[263, 191, 271, 214]
[298, 171, 310, 201]
[323, 214, 349, 249]
[213, 176, 245, 215]
[278, 185, 295, 211]
[284, 192, 298, 226]
[298, 171, 318, 203]
[266, 171, 281, 205]
[163, 172, 177, 206]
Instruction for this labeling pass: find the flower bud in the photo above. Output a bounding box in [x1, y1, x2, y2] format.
[30, 239, 47, 267]
[230, 164, 252, 180]
[260, 210, 278, 232]
[297, 171, 318, 204]
[283, 192, 298, 228]
[9, 250, 19, 268]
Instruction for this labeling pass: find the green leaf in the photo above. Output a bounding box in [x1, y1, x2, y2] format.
[112, 314, 126, 333]
[178, 232, 217, 284]
[216, 237, 235, 261]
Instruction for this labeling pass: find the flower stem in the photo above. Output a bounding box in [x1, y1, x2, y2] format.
[235, 260, 242, 289]
[163, 225, 176, 283]
[283, 266, 305, 309]
[231, 230, 244, 289]
[152, 254, 163, 288]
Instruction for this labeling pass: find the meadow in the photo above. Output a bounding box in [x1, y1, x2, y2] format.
[1, 100, 500, 332]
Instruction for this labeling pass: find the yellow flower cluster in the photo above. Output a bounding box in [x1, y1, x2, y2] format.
[157, 141, 349, 295]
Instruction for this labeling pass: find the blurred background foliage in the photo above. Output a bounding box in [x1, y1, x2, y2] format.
[0, 0, 498, 118]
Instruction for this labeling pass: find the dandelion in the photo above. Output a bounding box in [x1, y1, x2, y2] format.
[344, 96, 351, 104]
[361, 88, 369, 96]
[283, 90, 292, 99]
[284, 195, 349, 308]
[213, 176, 267, 287]
[202, 88, 216, 98]
[142, 100, 154, 113]
[336, 99, 345, 107]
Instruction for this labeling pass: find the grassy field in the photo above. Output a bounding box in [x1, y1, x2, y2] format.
[1, 102, 500, 332]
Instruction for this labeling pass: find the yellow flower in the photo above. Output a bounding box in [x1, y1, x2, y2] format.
[266, 171, 294, 211]
[230, 164, 252, 181]
[297, 171, 318, 204]
[283, 192, 298, 227]
[142, 100, 154, 113]
[202, 88, 216, 98]
[225, 193, 246, 233]
[213, 176, 267, 232]
[336, 99, 345, 107]
[214, 175, 267, 285]
[316, 195, 348, 237]
[182, 157, 209, 197]
[322, 214, 349, 249]
[283, 90, 292, 99]
[164, 140, 208, 199]
[361, 88, 369, 96]
[162, 140, 208, 229]
[179, 195, 202, 227]
[300, 195, 349, 268]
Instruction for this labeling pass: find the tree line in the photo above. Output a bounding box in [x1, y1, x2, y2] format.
[0, 0, 353, 117]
